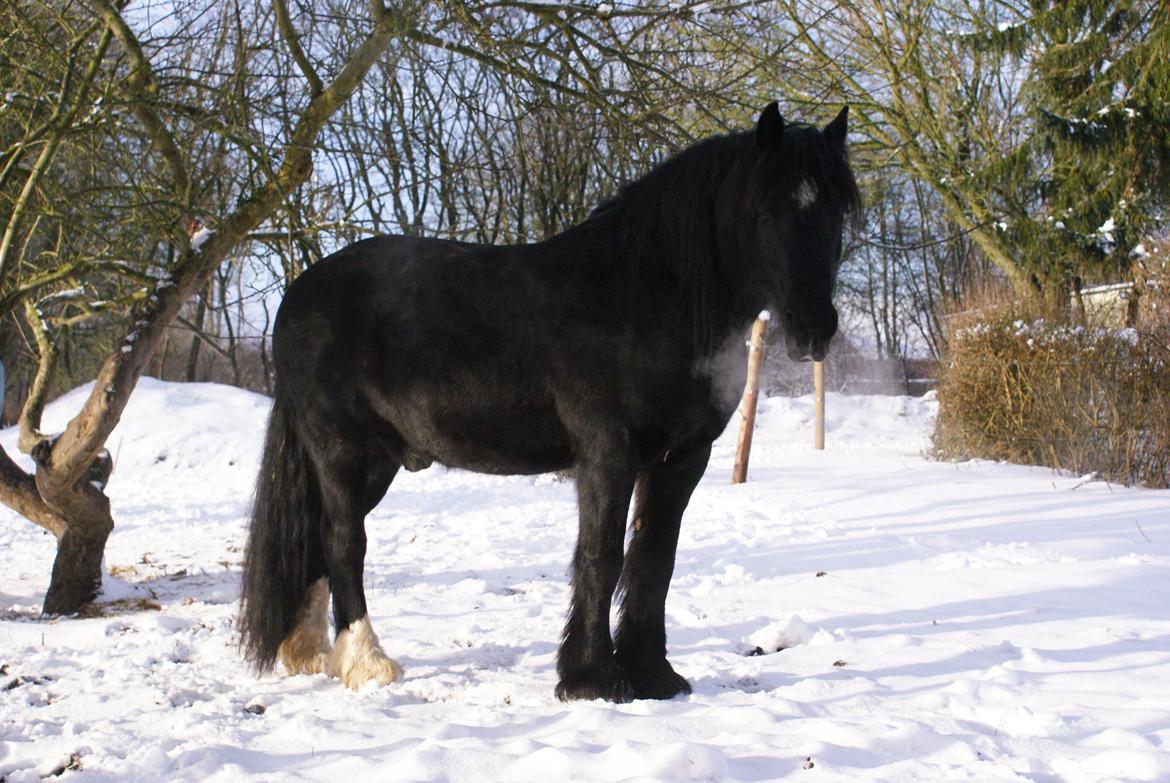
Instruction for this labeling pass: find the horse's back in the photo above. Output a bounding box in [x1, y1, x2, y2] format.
[273, 234, 584, 473]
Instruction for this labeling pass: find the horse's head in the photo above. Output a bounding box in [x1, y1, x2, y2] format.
[748, 103, 860, 362]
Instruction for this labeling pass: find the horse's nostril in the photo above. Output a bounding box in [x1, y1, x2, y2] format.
[786, 339, 814, 362]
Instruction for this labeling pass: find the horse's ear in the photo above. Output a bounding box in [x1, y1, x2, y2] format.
[756, 102, 785, 148]
[824, 106, 849, 148]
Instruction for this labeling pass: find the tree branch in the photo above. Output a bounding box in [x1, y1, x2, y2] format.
[0, 447, 67, 539]
[40, 5, 416, 489]
[89, 0, 191, 211]
[0, 26, 113, 299]
[273, 0, 323, 97]
[18, 300, 59, 455]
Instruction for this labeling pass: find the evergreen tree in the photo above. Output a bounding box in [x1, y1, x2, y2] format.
[1007, 1, 1169, 285]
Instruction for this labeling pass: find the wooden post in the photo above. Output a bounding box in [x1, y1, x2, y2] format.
[732, 313, 769, 484]
[813, 360, 825, 450]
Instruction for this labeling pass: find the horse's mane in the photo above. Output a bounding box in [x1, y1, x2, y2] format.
[584, 124, 861, 353]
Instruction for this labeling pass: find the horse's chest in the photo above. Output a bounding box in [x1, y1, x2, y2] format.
[635, 374, 740, 458]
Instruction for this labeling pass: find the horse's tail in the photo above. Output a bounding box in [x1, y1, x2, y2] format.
[239, 387, 321, 672]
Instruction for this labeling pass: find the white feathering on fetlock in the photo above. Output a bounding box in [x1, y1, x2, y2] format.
[326, 616, 404, 689]
[277, 578, 332, 675]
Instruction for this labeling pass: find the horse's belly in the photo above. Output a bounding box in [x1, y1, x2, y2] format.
[434, 435, 573, 476]
[392, 401, 574, 476]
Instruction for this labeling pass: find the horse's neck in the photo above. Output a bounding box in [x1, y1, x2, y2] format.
[708, 201, 768, 345]
[561, 135, 764, 350]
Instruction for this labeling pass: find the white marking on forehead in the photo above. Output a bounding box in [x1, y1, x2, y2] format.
[795, 179, 818, 209]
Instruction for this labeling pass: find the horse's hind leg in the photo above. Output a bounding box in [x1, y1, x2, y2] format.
[311, 438, 404, 689]
[615, 442, 711, 699]
[278, 577, 331, 675]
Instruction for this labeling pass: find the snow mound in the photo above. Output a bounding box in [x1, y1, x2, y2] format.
[1, 377, 269, 477]
[744, 615, 813, 654]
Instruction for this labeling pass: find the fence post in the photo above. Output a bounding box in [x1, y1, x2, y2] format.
[732, 312, 769, 484]
[814, 360, 825, 450]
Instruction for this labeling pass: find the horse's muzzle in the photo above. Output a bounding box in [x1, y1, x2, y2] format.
[786, 336, 830, 363]
[783, 305, 836, 362]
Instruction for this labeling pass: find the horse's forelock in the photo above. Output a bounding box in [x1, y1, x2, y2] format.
[766, 123, 862, 219]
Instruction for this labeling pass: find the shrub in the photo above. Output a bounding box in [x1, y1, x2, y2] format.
[934, 266, 1170, 488]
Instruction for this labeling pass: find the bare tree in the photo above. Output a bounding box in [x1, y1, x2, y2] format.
[0, 0, 415, 613]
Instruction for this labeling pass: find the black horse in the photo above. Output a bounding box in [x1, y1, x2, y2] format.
[240, 103, 860, 702]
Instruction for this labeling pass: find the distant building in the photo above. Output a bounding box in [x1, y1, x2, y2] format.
[1073, 281, 1141, 328]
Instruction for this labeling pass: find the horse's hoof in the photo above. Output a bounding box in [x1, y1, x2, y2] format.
[278, 577, 332, 675]
[326, 616, 404, 689]
[338, 652, 403, 690]
[555, 665, 634, 703]
[282, 651, 331, 676]
[621, 658, 692, 700]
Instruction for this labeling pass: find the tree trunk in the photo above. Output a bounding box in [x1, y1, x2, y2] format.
[33, 440, 115, 614]
[185, 284, 210, 381]
[42, 503, 113, 614]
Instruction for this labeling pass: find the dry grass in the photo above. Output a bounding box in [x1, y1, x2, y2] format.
[933, 248, 1170, 489]
[76, 597, 163, 618]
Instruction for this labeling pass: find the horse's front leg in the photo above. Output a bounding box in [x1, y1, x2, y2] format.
[556, 440, 637, 702]
[615, 442, 711, 699]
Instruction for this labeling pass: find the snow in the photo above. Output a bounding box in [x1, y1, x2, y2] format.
[2, 380, 1169, 782]
[1097, 217, 1117, 243]
[190, 226, 215, 253]
[36, 288, 85, 307]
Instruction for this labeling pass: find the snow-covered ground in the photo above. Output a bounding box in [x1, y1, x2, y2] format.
[2, 379, 1168, 782]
